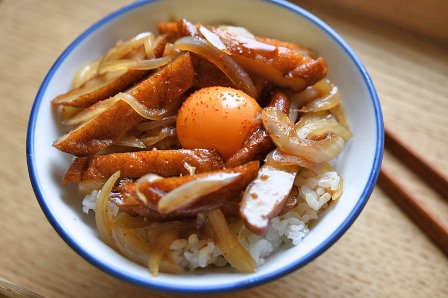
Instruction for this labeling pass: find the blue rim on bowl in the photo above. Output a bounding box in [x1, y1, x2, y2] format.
[26, 0, 383, 293]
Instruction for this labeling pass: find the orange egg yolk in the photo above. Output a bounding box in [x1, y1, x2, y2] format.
[177, 87, 262, 160]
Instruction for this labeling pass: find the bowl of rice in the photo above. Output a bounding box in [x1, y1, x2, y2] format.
[27, 0, 383, 293]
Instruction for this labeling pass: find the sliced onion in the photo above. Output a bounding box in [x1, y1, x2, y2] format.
[262, 107, 345, 163]
[219, 25, 256, 39]
[72, 59, 100, 89]
[98, 56, 171, 74]
[63, 97, 117, 125]
[53, 69, 127, 106]
[300, 80, 340, 112]
[147, 228, 179, 276]
[100, 32, 152, 66]
[199, 25, 229, 54]
[183, 162, 196, 176]
[206, 209, 255, 273]
[116, 92, 169, 120]
[95, 171, 120, 247]
[133, 116, 177, 132]
[157, 172, 241, 214]
[265, 149, 323, 174]
[111, 225, 150, 266]
[78, 179, 107, 195]
[140, 127, 176, 147]
[173, 36, 257, 98]
[289, 87, 319, 123]
[115, 135, 146, 148]
[135, 174, 163, 205]
[295, 116, 352, 141]
[143, 33, 157, 59]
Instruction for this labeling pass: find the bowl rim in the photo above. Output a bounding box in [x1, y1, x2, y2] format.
[26, 0, 383, 293]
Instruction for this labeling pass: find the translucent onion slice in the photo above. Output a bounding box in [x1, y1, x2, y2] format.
[115, 135, 146, 149]
[219, 25, 256, 39]
[199, 25, 229, 54]
[98, 56, 172, 74]
[262, 107, 345, 163]
[63, 97, 116, 125]
[299, 80, 340, 113]
[100, 32, 152, 66]
[135, 174, 163, 205]
[111, 225, 150, 266]
[53, 69, 127, 106]
[173, 36, 257, 98]
[206, 209, 255, 273]
[72, 59, 100, 89]
[265, 149, 323, 174]
[147, 229, 179, 276]
[78, 179, 107, 195]
[133, 116, 177, 132]
[64, 92, 169, 125]
[95, 171, 120, 247]
[116, 92, 169, 120]
[140, 127, 176, 147]
[295, 117, 352, 141]
[157, 172, 241, 214]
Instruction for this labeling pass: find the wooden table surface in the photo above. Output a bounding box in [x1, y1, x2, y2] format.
[1, 1, 447, 297]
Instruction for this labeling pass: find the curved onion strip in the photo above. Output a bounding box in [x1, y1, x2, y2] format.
[219, 25, 256, 39]
[111, 225, 150, 266]
[72, 60, 100, 89]
[206, 209, 255, 273]
[262, 107, 345, 163]
[173, 36, 257, 98]
[53, 69, 127, 106]
[157, 172, 241, 214]
[199, 25, 229, 54]
[100, 32, 152, 66]
[133, 116, 177, 132]
[295, 118, 352, 141]
[116, 93, 169, 120]
[140, 127, 176, 147]
[63, 97, 117, 125]
[95, 171, 120, 247]
[300, 80, 340, 112]
[265, 149, 322, 175]
[113, 212, 152, 228]
[143, 33, 156, 59]
[115, 135, 146, 148]
[135, 174, 163, 205]
[78, 179, 107, 195]
[289, 87, 319, 123]
[66, 92, 170, 125]
[98, 56, 171, 74]
[329, 104, 350, 128]
[148, 229, 179, 276]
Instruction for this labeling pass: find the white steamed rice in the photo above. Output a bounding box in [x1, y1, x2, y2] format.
[83, 167, 342, 271]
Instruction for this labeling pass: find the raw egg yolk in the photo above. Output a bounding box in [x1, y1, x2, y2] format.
[177, 86, 262, 159]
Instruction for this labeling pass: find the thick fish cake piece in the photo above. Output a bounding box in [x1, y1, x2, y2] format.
[53, 53, 195, 156]
[52, 39, 167, 107]
[62, 149, 225, 183]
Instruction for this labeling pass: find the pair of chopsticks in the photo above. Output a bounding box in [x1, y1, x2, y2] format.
[377, 127, 448, 257]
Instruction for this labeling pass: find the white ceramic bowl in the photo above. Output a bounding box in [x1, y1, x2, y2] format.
[27, 0, 383, 293]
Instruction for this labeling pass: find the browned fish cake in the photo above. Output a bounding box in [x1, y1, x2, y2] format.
[62, 148, 225, 183]
[53, 53, 195, 156]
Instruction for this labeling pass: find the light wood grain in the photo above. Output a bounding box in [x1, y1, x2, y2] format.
[1, 1, 448, 297]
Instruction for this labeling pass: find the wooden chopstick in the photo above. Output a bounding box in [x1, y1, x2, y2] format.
[377, 127, 448, 257]
[384, 127, 448, 199]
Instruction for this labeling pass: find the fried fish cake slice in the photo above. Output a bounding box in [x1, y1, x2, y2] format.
[52, 38, 167, 108]
[159, 19, 327, 92]
[53, 53, 195, 156]
[62, 148, 225, 183]
[114, 161, 259, 216]
[225, 90, 290, 167]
